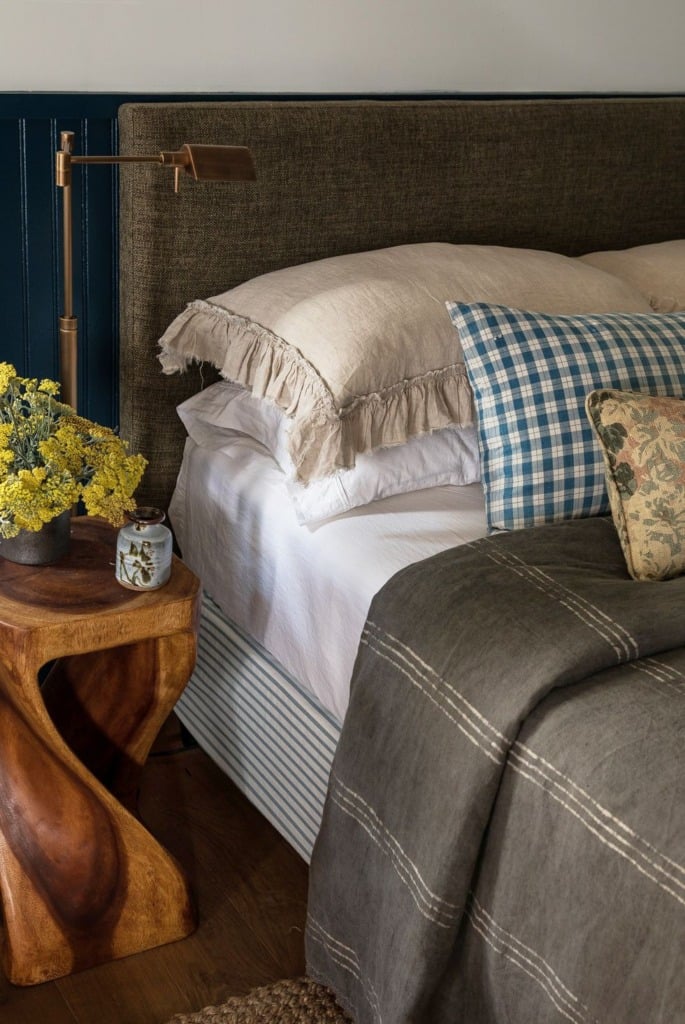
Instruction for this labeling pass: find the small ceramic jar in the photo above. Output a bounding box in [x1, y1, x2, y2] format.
[115, 507, 173, 590]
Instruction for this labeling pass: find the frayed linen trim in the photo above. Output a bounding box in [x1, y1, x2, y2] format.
[159, 299, 474, 482]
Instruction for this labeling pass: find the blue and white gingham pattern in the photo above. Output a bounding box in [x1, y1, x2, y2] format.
[446, 303, 685, 531]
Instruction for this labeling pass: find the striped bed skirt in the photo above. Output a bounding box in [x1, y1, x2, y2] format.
[175, 594, 341, 862]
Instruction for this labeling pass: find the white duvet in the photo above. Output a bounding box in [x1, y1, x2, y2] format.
[170, 435, 486, 722]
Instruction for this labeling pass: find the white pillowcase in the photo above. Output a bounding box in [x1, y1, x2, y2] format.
[579, 240, 685, 312]
[177, 381, 480, 525]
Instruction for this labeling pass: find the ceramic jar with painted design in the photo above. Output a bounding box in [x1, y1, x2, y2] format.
[115, 507, 172, 590]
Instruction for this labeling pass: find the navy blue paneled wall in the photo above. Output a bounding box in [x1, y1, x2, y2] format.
[1, 91, 252, 428]
[1, 95, 123, 427]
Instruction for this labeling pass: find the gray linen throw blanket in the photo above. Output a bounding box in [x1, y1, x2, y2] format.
[306, 517, 685, 1024]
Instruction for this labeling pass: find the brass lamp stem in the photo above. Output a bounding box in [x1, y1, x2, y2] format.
[57, 131, 78, 410]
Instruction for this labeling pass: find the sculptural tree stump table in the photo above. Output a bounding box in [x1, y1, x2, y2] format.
[0, 516, 201, 986]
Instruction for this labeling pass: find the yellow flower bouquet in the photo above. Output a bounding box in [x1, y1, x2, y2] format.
[0, 362, 146, 540]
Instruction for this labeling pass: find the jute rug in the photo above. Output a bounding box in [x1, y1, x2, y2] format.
[165, 977, 352, 1024]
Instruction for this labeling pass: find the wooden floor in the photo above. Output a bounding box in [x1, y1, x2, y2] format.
[0, 717, 309, 1024]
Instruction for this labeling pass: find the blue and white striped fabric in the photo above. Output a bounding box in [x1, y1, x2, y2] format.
[175, 593, 340, 862]
[446, 304, 685, 531]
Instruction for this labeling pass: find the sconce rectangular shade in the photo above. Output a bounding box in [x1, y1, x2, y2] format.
[176, 144, 256, 182]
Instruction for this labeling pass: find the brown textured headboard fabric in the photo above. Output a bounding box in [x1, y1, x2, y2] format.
[118, 97, 685, 509]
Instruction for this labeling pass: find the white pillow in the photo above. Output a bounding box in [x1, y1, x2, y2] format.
[177, 381, 480, 524]
[579, 240, 685, 312]
[160, 242, 651, 483]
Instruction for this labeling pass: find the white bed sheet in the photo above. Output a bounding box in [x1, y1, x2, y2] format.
[170, 435, 487, 723]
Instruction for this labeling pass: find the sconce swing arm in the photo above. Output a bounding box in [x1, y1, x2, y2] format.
[55, 129, 255, 411]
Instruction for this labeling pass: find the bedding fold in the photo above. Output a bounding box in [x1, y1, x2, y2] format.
[306, 517, 685, 1023]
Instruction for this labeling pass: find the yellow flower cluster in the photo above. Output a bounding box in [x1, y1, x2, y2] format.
[0, 363, 146, 538]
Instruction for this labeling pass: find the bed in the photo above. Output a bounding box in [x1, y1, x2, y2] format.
[118, 97, 685, 1023]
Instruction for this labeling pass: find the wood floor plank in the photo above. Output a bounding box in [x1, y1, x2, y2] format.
[143, 748, 308, 973]
[0, 972, 78, 1024]
[2, 721, 309, 1024]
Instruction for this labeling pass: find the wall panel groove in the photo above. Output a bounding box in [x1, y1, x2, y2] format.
[17, 118, 31, 372]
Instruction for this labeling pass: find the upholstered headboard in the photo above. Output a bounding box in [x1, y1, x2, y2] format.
[118, 97, 685, 508]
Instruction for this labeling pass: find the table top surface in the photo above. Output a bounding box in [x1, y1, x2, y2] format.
[0, 516, 200, 633]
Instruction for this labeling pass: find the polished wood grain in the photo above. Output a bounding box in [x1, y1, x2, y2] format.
[0, 722, 309, 1024]
[0, 518, 201, 986]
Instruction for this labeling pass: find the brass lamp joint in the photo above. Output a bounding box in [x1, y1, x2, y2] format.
[159, 149, 189, 169]
[55, 150, 71, 188]
[159, 148, 190, 193]
[55, 131, 74, 188]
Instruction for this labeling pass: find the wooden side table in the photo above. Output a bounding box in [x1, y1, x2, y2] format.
[0, 516, 201, 986]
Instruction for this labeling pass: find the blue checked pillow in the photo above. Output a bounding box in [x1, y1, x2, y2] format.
[445, 304, 685, 531]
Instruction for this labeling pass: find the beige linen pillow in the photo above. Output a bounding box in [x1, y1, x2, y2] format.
[586, 389, 685, 582]
[580, 240, 685, 312]
[159, 242, 651, 483]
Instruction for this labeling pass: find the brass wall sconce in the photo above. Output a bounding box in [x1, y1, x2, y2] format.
[56, 130, 256, 411]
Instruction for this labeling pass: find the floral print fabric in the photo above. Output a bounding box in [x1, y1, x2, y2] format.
[586, 389, 685, 581]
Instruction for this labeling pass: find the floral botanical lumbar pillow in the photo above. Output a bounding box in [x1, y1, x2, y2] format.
[586, 388, 685, 581]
